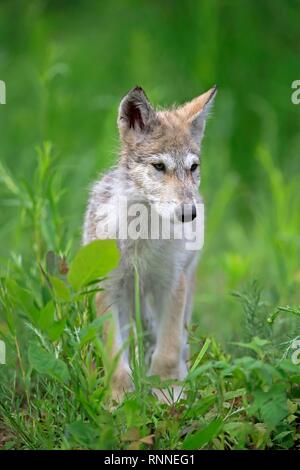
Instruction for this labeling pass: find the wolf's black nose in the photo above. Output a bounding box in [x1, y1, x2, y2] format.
[180, 203, 197, 223]
[191, 204, 197, 220]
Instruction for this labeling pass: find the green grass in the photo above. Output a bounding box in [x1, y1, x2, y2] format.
[0, 0, 300, 450]
[0, 146, 299, 450]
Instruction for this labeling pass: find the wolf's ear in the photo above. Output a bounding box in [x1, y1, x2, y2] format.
[118, 86, 155, 142]
[180, 85, 217, 144]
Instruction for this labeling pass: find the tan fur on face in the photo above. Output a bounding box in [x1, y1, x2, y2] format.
[120, 110, 198, 162]
[178, 86, 217, 120]
[119, 85, 217, 162]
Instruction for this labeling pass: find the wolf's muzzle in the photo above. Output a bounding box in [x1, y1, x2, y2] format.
[176, 203, 197, 223]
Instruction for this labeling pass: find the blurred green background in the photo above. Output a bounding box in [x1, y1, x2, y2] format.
[0, 0, 300, 342]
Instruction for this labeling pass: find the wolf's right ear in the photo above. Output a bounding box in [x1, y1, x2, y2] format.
[118, 87, 155, 143]
[179, 85, 217, 145]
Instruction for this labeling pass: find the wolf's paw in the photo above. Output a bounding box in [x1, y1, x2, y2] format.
[110, 366, 133, 406]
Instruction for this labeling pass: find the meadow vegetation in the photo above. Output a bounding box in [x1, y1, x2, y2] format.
[0, 0, 299, 449]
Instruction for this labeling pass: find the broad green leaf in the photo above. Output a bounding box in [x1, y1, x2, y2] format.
[67, 240, 119, 291]
[50, 275, 71, 301]
[79, 315, 110, 347]
[65, 420, 100, 448]
[122, 398, 149, 428]
[6, 279, 40, 324]
[47, 317, 67, 342]
[278, 359, 300, 377]
[273, 430, 293, 441]
[232, 337, 270, 356]
[28, 342, 70, 384]
[38, 300, 55, 331]
[37, 301, 66, 341]
[182, 419, 223, 450]
[249, 384, 289, 429]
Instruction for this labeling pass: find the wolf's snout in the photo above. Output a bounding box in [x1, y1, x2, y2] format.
[176, 203, 197, 223]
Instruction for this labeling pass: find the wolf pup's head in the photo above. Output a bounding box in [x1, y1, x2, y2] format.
[118, 85, 217, 223]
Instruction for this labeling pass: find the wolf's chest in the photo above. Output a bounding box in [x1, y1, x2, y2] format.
[119, 238, 191, 289]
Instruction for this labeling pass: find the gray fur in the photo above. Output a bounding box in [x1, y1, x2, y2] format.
[82, 85, 217, 402]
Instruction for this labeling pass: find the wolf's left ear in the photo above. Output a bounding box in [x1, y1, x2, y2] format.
[118, 86, 156, 143]
[180, 85, 217, 144]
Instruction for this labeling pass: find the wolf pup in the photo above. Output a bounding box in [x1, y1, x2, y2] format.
[83, 85, 217, 402]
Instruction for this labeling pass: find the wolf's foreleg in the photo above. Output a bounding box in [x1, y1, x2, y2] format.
[95, 291, 133, 403]
[149, 273, 187, 401]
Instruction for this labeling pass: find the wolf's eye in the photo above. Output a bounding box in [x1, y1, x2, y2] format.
[190, 163, 198, 172]
[152, 163, 165, 172]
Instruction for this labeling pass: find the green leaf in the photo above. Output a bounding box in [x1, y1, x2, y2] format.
[47, 317, 67, 341]
[65, 420, 100, 448]
[182, 419, 223, 450]
[37, 301, 66, 341]
[122, 399, 149, 428]
[249, 384, 289, 429]
[224, 388, 246, 400]
[223, 421, 253, 449]
[79, 315, 110, 347]
[28, 342, 70, 384]
[38, 300, 55, 331]
[232, 336, 270, 356]
[67, 240, 119, 291]
[273, 430, 293, 441]
[278, 359, 300, 376]
[190, 338, 211, 373]
[50, 276, 71, 301]
[184, 395, 217, 419]
[6, 279, 40, 324]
